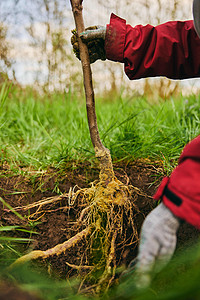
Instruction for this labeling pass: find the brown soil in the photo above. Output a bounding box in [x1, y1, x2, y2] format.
[0, 281, 42, 300]
[0, 159, 199, 295]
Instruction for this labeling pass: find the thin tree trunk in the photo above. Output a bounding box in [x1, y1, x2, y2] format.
[70, 0, 114, 181]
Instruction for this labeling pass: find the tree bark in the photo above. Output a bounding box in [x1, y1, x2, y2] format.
[70, 0, 114, 181]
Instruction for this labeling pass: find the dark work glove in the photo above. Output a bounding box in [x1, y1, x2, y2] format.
[71, 26, 106, 63]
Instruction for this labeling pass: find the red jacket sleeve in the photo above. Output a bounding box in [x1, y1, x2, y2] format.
[105, 13, 200, 80]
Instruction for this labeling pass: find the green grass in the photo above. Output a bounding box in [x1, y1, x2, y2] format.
[100, 93, 199, 164]
[0, 83, 199, 172]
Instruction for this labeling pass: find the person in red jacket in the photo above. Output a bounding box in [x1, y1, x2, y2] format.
[72, 0, 200, 80]
[71, 0, 200, 288]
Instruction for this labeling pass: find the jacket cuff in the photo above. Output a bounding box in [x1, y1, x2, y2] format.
[105, 13, 126, 62]
[153, 177, 170, 200]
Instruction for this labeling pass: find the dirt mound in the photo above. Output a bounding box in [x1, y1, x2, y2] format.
[0, 160, 199, 292]
[0, 281, 42, 300]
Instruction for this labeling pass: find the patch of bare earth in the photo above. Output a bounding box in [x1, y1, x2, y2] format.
[0, 160, 199, 294]
[0, 281, 42, 300]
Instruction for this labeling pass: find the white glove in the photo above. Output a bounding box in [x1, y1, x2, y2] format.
[135, 202, 180, 288]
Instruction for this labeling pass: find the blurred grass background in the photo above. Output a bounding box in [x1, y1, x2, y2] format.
[0, 82, 199, 172]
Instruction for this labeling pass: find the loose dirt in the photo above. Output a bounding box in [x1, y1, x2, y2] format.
[0, 159, 199, 295]
[0, 281, 42, 300]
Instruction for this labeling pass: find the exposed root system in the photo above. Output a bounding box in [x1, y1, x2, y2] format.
[10, 175, 140, 293]
[9, 227, 91, 269]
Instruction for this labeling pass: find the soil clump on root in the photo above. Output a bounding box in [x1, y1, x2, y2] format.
[0, 160, 199, 294]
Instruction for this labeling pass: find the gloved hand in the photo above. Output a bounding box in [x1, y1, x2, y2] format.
[71, 26, 106, 63]
[134, 202, 180, 289]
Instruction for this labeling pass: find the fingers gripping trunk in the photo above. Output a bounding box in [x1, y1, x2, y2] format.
[71, 26, 106, 63]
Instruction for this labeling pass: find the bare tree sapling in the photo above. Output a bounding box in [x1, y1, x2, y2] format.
[9, 0, 139, 293]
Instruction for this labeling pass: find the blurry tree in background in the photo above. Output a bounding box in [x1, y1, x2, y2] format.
[0, 0, 195, 97]
[0, 0, 82, 93]
[0, 22, 14, 82]
[26, 0, 81, 92]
